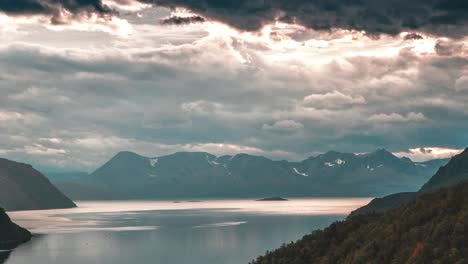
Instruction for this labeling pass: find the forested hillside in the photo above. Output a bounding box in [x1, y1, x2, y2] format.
[251, 180, 468, 264]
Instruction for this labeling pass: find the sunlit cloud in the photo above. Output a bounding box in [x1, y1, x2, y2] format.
[262, 120, 304, 133]
[0, 111, 23, 121]
[45, 15, 134, 37]
[0, 12, 133, 37]
[368, 112, 428, 123]
[103, 0, 151, 12]
[394, 147, 465, 162]
[303, 91, 366, 110]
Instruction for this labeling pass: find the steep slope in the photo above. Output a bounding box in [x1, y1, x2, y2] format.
[420, 148, 468, 192]
[251, 180, 468, 264]
[0, 208, 31, 249]
[0, 158, 76, 211]
[351, 148, 467, 216]
[350, 192, 418, 216]
[69, 149, 444, 199]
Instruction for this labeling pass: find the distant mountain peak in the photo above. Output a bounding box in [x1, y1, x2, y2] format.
[173, 151, 212, 156]
[371, 148, 394, 156]
[362, 148, 400, 161]
[114, 151, 144, 159]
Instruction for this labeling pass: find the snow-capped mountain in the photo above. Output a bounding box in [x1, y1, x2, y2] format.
[63, 149, 449, 199]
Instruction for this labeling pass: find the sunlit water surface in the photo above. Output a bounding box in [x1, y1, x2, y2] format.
[6, 198, 371, 264]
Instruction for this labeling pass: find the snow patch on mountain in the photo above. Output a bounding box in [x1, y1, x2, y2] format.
[206, 156, 221, 166]
[293, 168, 308, 177]
[324, 159, 346, 167]
[149, 158, 158, 167]
[335, 159, 346, 165]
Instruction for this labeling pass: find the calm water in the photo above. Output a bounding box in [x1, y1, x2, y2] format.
[5, 199, 370, 264]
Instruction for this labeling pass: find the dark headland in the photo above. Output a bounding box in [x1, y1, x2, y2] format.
[0, 208, 31, 250]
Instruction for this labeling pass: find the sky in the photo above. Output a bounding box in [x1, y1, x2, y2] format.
[0, 0, 467, 171]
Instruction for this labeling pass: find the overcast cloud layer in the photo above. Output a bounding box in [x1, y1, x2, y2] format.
[0, 2, 467, 171]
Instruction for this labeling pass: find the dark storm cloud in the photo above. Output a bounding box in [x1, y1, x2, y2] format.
[160, 15, 205, 25]
[149, 0, 468, 37]
[0, 0, 111, 24]
[404, 33, 424, 40]
[2, 0, 467, 36]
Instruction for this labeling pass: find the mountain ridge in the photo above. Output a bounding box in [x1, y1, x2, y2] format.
[58, 149, 449, 199]
[351, 147, 468, 216]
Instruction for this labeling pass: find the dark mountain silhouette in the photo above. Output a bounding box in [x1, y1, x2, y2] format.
[420, 148, 468, 192]
[0, 158, 76, 211]
[250, 179, 468, 264]
[61, 149, 447, 199]
[0, 208, 31, 250]
[351, 148, 467, 216]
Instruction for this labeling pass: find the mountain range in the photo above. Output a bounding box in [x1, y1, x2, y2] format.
[51, 149, 448, 199]
[351, 147, 468, 216]
[0, 158, 76, 211]
[251, 147, 468, 264]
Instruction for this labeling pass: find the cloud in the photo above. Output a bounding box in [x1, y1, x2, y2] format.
[262, 120, 304, 133]
[394, 147, 464, 161]
[455, 74, 468, 91]
[404, 33, 424, 40]
[147, 0, 468, 37]
[160, 15, 205, 25]
[2, 0, 468, 37]
[303, 91, 365, 109]
[103, 0, 149, 11]
[0, 0, 110, 15]
[0, 111, 23, 121]
[368, 112, 428, 123]
[0, 15, 467, 170]
[435, 40, 467, 56]
[1, 134, 301, 170]
[23, 144, 67, 155]
[0, 0, 113, 24]
[181, 100, 223, 115]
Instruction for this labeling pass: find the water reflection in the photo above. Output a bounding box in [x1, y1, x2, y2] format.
[7, 199, 370, 264]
